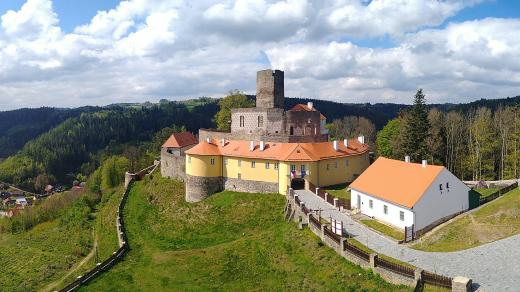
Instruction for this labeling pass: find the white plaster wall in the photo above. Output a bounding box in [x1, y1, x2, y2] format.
[351, 189, 414, 230]
[413, 168, 470, 231]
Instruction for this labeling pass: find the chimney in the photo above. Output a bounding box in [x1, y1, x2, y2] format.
[250, 141, 255, 151]
[221, 138, 225, 147]
[422, 160, 428, 167]
[333, 140, 339, 151]
[357, 135, 365, 144]
[206, 137, 210, 143]
[260, 141, 265, 151]
[343, 139, 349, 148]
[405, 156, 410, 163]
[307, 102, 313, 109]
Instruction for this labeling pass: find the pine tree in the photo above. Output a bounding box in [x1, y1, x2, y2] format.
[402, 89, 430, 162]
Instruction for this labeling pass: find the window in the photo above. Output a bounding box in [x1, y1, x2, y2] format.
[240, 116, 245, 127]
[369, 200, 373, 209]
[301, 165, 306, 172]
[224, 158, 228, 165]
[251, 161, 256, 168]
[383, 205, 388, 214]
[274, 162, 279, 170]
[290, 164, 296, 172]
[400, 211, 404, 221]
[258, 116, 263, 127]
[265, 162, 270, 169]
[238, 173, 241, 179]
[188, 156, 191, 163]
[238, 160, 241, 167]
[210, 158, 215, 165]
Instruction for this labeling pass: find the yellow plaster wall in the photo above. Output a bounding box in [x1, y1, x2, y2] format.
[185, 154, 222, 177]
[223, 157, 279, 183]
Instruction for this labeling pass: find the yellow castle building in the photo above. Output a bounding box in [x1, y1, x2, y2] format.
[166, 69, 370, 202]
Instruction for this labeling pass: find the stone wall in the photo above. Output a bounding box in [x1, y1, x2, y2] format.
[256, 69, 284, 109]
[160, 150, 187, 181]
[223, 177, 278, 193]
[185, 175, 223, 202]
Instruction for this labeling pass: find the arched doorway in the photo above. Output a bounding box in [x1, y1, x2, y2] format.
[291, 178, 305, 190]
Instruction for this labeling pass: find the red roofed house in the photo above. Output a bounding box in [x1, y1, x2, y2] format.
[349, 157, 470, 237]
[161, 132, 198, 180]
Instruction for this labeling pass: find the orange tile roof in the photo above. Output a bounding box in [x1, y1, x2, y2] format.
[349, 157, 444, 209]
[185, 139, 368, 161]
[162, 132, 198, 148]
[289, 104, 326, 120]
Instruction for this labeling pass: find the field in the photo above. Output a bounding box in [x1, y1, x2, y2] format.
[82, 175, 409, 291]
[0, 219, 92, 290]
[413, 188, 520, 252]
[324, 183, 351, 200]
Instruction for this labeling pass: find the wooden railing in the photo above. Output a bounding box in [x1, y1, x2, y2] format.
[324, 225, 341, 244]
[375, 257, 415, 278]
[309, 214, 321, 229]
[422, 270, 452, 289]
[343, 241, 370, 262]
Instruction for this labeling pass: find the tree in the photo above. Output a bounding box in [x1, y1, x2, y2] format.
[215, 90, 254, 131]
[426, 108, 446, 165]
[401, 89, 430, 162]
[376, 119, 402, 158]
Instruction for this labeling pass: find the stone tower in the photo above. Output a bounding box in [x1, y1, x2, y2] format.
[256, 69, 284, 109]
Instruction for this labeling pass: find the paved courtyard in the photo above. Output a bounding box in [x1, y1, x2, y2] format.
[295, 189, 520, 291]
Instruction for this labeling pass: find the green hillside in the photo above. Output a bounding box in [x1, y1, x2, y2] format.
[81, 175, 408, 291]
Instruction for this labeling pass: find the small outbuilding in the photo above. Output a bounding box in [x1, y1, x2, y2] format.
[349, 157, 470, 236]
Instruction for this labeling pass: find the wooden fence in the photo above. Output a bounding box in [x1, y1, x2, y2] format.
[309, 214, 321, 229]
[422, 270, 452, 289]
[375, 257, 415, 278]
[479, 181, 518, 205]
[343, 241, 370, 262]
[323, 225, 341, 244]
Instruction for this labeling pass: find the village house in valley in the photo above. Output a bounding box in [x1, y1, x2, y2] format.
[349, 157, 470, 236]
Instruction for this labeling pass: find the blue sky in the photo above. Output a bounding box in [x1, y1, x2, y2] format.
[0, 0, 519, 109]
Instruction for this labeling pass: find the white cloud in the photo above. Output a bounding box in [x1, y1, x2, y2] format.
[0, 0, 519, 110]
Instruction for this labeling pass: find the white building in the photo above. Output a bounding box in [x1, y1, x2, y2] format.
[349, 157, 470, 235]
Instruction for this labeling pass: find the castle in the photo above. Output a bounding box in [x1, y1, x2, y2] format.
[161, 69, 370, 202]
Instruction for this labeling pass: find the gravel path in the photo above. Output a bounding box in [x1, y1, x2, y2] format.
[295, 190, 520, 291]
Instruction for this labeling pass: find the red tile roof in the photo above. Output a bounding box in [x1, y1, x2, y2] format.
[162, 132, 198, 148]
[185, 139, 368, 161]
[349, 157, 445, 208]
[289, 104, 326, 120]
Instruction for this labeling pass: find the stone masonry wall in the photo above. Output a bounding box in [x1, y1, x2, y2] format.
[256, 69, 284, 109]
[185, 175, 223, 202]
[223, 177, 278, 193]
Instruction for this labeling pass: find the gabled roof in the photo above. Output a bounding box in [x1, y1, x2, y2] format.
[162, 132, 198, 148]
[289, 104, 326, 120]
[185, 139, 368, 161]
[349, 157, 445, 209]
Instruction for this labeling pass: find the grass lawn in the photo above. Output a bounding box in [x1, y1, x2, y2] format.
[474, 188, 500, 198]
[413, 188, 520, 252]
[361, 219, 404, 241]
[82, 175, 409, 291]
[324, 183, 351, 200]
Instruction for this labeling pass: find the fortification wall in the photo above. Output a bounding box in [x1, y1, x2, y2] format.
[160, 150, 187, 181]
[185, 175, 223, 202]
[223, 177, 278, 194]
